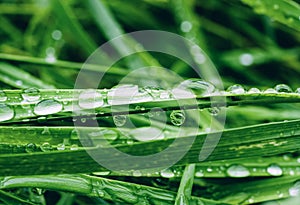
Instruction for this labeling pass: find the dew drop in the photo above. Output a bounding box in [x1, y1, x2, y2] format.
[25, 143, 36, 153]
[226, 165, 250, 178]
[129, 127, 164, 141]
[248, 87, 260, 93]
[0, 103, 14, 122]
[180, 21, 192, 33]
[22, 88, 40, 102]
[51, 30, 62, 40]
[57, 143, 65, 151]
[264, 88, 277, 94]
[70, 129, 79, 140]
[0, 90, 7, 101]
[274, 84, 292, 93]
[195, 170, 204, 177]
[113, 115, 127, 127]
[70, 144, 79, 150]
[132, 170, 142, 177]
[93, 171, 111, 176]
[239, 53, 253, 66]
[289, 181, 300, 196]
[34, 99, 63, 115]
[160, 169, 175, 178]
[208, 107, 221, 116]
[78, 90, 104, 109]
[107, 84, 138, 105]
[176, 79, 215, 97]
[16, 80, 23, 87]
[170, 110, 185, 126]
[227, 84, 245, 94]
[267, 164, 283, 176]
[40, 142, 52, 152]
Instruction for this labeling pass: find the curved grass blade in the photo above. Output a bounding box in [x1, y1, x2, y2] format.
[175, 164, 195, 205]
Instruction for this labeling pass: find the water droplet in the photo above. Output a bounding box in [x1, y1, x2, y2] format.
[40, 142, 52, 152]
[113, 115, 127, 127]
[226, 165, 250, 178]
[239, 53, 253, 66]
[195, 170, 204, 177]
[129, 127, 164, 141]
[227, 84, 245, 94]
[80, 118, 87, 123]
[25, 143, 36, 153]
[176, 79, 215, 97]
[22, 88, 40, 102]
[248, 87, 260, 93]
[107, 84, 138, 105]
[160, 169, 175, 178]
[207, 167, 213, 172]
[93, 171, 111, 176]
[70, 144, 79, 150]
[45, 53, 56, 63]
[267, 164, 283, 176]
[264, 88, 277, 94]
[180, 21, 192, 32]
[16, 80, 23, 87]
[274, 84, 292, 93]
[170, 110, 185, 126]
[208, 107, 220, 116]
[70, 129, 79, 140]
[132, 170, 142, 177]
[0, 90, 7, 101]
[34, 99, 63, 115]
[0, 104, 14, 122]
[51, 30, 62, 40]
[57, 143, 65, 151]
[289, 181, 300, 196]
[78, 90, 104, 109]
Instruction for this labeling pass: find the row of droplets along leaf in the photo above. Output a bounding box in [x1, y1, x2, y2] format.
[0, 81, 299, 122]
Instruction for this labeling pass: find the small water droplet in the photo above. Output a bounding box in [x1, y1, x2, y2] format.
[129, 127, 164, 141]
[0, 90, 7, 101]
[267, 164, 283, 176]
[227, 84, 245, 94]
[226, 165, 250, 178]
[208, 107, 221, 116]
[289, 181, 300, 196]
[170, 110, 185, 126]
[0, 103, 14, 122]
[34, 99, 63, 115]
[132, 170, 142, 177]
[274, 84, 292, 93]
[180, 21, 192, 32]
[78, 90, 104, 109]
[113, 115, 127, 127]
[70, 129, 79, 140]
[25, 143, 36, 153]
[239, 53, 253, 66]
[51, 30, 62, 40]
[81, 118, 87, 123]
[57, 143, 65, 151]
[248, 87, 260, 93]
[70, 144, 79, 150]
[40, 142, 52, 152]
[207, 167, 213, 172]
[93, 171, 111, 176]
[15, 80, 23, 87]
[22, 88, 40, 102]
[195, 170, 204, 177]
[160, 169, 175, 178]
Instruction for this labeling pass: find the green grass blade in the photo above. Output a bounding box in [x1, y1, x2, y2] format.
[175, 164, 195, 205]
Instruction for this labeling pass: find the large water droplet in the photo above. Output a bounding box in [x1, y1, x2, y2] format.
[264, 88, 277, 94]
[226, 165, 250, 178]
[248, 87, 260, 94]
[0, 90, 7, 101]
[0, 104, 14, 122]
[22, 87, 40, 102]
[170, 110, 185, 126]
[176, 79, 215, 97]
[289, 181, 300, 196]
[267, 164, 283, 176]
[227, 84, 245, 94]
[78, 90, 104, 109]
[107, 84, 138, 105]
[57, 143, 65, 151]
[160, 169, 175, 178]
[129, 127, 164, 141]
[295, 88, 300, 94]
[274, 84, 292, 93]
[70, 144, 79, 150]
[113, 115, 127, 127]
[34, 99, 63, 115]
